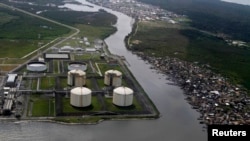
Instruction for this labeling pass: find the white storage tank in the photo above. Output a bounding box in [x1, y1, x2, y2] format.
[68, 62, 87, 71]
[67, 69, 86, 87]
[27, 61, 47, 72]
[104, 70, 122, 87]
[70, 87, 92, 107]
[112, 86, 133, 107]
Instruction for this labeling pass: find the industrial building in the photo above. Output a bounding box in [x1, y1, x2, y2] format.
[5, 74, 18, 87]
[44, 53, 70, 60]
[2, 94, 15, 115]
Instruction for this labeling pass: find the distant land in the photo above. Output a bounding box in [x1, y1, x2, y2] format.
[138, 0, 250, 42]
[134, 0, 250, 91]
[221, 0, 250, 5]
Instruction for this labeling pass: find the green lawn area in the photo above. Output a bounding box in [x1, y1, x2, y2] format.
[105, 97, 143, 112]
[0, 12, 18, 25]
[31, 78, 38, 90]
[97, 63, 123, 75]
[59, 77, 68, 89]
[40, 77, 55, 90]
[0, 39, 43, 58]
[76, 24, 116, 41]
[31, 95, 55, 117]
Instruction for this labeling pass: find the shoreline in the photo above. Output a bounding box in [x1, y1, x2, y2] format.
[130, 50, 250, 125]
[0, 114, 159, 125]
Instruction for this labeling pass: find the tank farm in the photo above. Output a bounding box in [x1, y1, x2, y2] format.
[0, 43, 158, 120]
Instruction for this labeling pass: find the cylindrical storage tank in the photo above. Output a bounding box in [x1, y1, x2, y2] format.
[27, 61, 47, 72]
[67, 69, 86, 87]
[104, 70, 122, 87]
[70, 87, 92, 107]
[112, 86, 133, 107]
[68, 62, 87, 71]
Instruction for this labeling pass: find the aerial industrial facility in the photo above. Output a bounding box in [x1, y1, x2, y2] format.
[0, 39, 157, 121]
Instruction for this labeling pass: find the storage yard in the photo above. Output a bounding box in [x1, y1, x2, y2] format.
[0, 38, 158, 121]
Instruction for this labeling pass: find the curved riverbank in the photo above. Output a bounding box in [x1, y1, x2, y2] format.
[131, 52, 250, 125]
[0, 1, 207, 141]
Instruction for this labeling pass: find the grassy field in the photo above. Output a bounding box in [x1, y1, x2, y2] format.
[30, 94, 55, 117]
[0, 2, 116, 73]
[75, 24, 116, 41]
[40, 77, 55, 90]
[0, 4, 71, 70]
[105, 98, 143, 112]
[129, 21, 250, 90]
[97, 63, 123, 75]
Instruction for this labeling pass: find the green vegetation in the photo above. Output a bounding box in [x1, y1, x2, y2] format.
[74, 53, 102, 61]
[53, 60, 59, 74]
[75, 24, 116, 41]
[40, 77, 55, 89]
[0, 12, 18, 25]
[41, 10, 117, 27]
[0, 1, 158, 121]
[0, 39, 42, 58]
[129, 21, 188, 57]
[0, 1, 116, 68]
[31, 78, 38, 90]
[0, 7, 69, 40]
[138, 0, 250, 42]
[0, 5, 70, 60]
[59, 77, 68, 89]
[30, 94, 55, 117]
[105, 98, 143, 112]
[97, 63, 123, 75]
[129, 21, 250, 90]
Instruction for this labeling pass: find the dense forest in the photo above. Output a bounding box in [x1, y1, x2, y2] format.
[138, 0, 250, 42]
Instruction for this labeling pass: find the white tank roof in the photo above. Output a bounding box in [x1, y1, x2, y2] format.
[113, 87, 133, 95]
[105, 70, 122, 76]
[61, 46, 74, 51]
[71, 87, 91, 95]
[68, 69, 86, 76]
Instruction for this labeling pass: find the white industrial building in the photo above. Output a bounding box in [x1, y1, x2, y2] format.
[104, 70, 122, 87]
[5, 74, 18, 87]
[70, 87, 92, 107]
[67, 69, 86, 87]
[112, 86, 134, 107]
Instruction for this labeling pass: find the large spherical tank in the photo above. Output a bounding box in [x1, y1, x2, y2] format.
[67, 69, 86, 87]
[70, 87, 92, 107]
[68, 62, 87, 71]
[112, 86, 133, 107]
[27, 61, 47, 72]
[104, 70, 122, 87]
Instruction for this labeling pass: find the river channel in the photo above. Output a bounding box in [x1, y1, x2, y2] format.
[0, 0, 207, 140]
